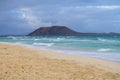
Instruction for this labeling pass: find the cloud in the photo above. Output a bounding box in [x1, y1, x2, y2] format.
[18, 7, 52, 28]
[1, 0, 120, 35]
[57, 5, 120, 32]
[85, 5, 120, 10]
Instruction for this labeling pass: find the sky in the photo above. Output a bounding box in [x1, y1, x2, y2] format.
[0, 0, 120, 35]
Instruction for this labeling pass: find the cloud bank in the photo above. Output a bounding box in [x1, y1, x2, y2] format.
[0, 0, 120, 35]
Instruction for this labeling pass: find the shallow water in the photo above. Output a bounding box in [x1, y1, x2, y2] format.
[0, 34, 120, 61]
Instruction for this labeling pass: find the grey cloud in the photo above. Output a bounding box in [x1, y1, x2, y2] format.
[0, 0, 120, 35]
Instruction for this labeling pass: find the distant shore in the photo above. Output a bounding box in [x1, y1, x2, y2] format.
[0, 43, 120, 80]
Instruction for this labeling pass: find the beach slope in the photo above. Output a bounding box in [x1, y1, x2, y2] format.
[0, 43, 120, 80]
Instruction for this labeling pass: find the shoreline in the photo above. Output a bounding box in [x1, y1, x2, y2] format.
[1, 42, 120, 62]
[0, 43, 120, 79]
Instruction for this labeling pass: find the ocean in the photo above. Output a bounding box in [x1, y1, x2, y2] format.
[0, 34, 120, 61]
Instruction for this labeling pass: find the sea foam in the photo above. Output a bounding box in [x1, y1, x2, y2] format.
[33, 43, 54, 47]
[97, 48, 113, 52]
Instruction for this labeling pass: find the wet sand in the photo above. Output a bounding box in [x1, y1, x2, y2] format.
[0, 43, 120, 80]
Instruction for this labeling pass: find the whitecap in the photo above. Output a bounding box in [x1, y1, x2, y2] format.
[97, 38, 107, 42]
[33, 43, 54, 47]
[97, 38, 117, 43]
[53, 38, 65, 41]
[97, 48, 113, 52]
[34, 39, 39, 41]
[7, 36, 17, 40]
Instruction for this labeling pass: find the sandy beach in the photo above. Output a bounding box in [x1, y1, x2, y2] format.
[0, 43, 120, 80]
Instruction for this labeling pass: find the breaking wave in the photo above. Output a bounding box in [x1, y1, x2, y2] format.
[7, 36, 17, 40]
[97, 48, 113, 52]
[97, 38, 117, 43]
[33, 43, 54, 47]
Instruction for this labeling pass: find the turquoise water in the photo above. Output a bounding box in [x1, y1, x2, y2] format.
[0, 34, 120, 61]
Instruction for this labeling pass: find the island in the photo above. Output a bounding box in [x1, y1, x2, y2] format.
[28, 26, 80, 36]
